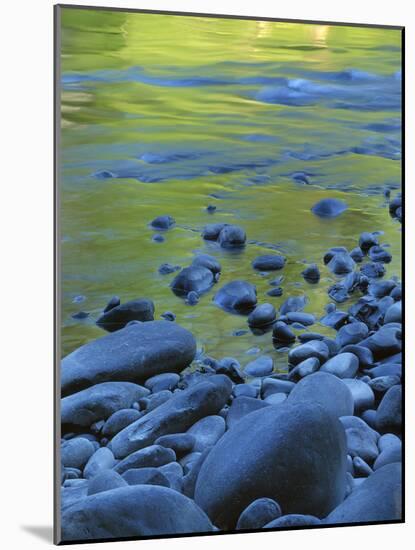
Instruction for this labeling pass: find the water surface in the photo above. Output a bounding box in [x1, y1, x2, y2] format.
[59, 10, 402, 369]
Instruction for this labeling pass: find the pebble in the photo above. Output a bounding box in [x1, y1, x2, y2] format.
[327, 252, 356, 275]
[359, 232, 379, 252]
[149, 215, 175, 230]
[301, 263, 320, 283]
[96, 298, 155, 332]
[272, 321, 296, 343]
[350, 247, 364, 262]
[158, 263, 180, 275]
[154, 433, 196, 456]
[311, 198, 347, 218]
[152, 234, 165, 243]
[360, 262, 386, 279]
[61, 437, 95, 470]
[114, 445, 176, 475]
[87, 470, 127, 497]
[368, 245, 392, 263]
[191, 254, 221, 275]
[267, 287, 283, 297]
[218, 225, 246, 248]
[214, 280, 257, 314]
[71, 311, 89, 320]
[285, 312, 315, 326]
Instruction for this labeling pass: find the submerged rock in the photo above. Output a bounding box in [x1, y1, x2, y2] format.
[111, 375, 232, 458]
[61, 382, 148, 427]
[96, 298, 155, 332]
[194, 402, 347, 528]
[61, 321, 196, 395]
[61, 485, 214, 541]
[149, 215, 175, 230]
[301, 263, 320, 283]
[311, 198, 347, 218]
[214, 281, 257, 314]
[218, 225, 246, 248]
[327, 252, 356, 275]
[191, 254, 221, 274]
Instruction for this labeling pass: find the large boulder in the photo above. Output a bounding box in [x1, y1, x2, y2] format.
[194, 402, 347, 529]
[61, 485, 214, 541]
[111, 375, 232, 459]
[61, 382, 148, 427]
[96, 298, 154, 332]
[287, 372, 354, 418]
[61, 322, 196, 396]
[325, 463, 402, 524]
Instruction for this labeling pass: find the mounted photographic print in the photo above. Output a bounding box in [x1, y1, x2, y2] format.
[55, 4, 404, 545]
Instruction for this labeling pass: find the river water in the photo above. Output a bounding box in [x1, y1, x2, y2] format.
[59, 9, 402, 370]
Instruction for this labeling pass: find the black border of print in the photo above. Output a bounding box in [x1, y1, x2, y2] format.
[53, 4, 405, 545]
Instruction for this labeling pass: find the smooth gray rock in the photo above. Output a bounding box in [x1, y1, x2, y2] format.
[264, 514, 321, 528]
[325, 463, 401, 524]
[327, 252, 355, 275]
[341, 344, 374, 368]
[61, 438, 95, 470]
[61, 485, 214, 541]
[194, 402, 347, 528]
[301, 264, 320, 283]
[114, 445, 176, 475]
[191, 253, 221, 274]
[145, 373, 180, 393]
[272, 321, 296, 343]
[102, 409, 142, 437]
[62, 382, 147, 427]
[96, 299, 154, 332]
[286, 312, 315, 326]
[218, 225, 246, 248]
[376, 385, 402, 433]
[202, 223, 227, 241]
[150, 215, 175, 230]
[187, 415, 226, 452]
[122, 467, 170, 488]
[154, 433, 196, 456]
[111, 375, 232, 458]
[171, 266, 215, 297]
[236, 498, 282, 530]
[340, 416, 379, 462]
[214, 281, 257, 314]
[87, 470, 127, 496]
[289, 357, 320, 379]
[84, 447, 115, 479]
[336, 322, 369, 347]
[226, 396, 270, 429]
[244, 355, 273, 377]
[288, 340, 329, 366]
[384, 301, 402, 324]
[262, 378, 295, 398]
[61, 322, 197, 395]
[368, 245, 392, 263]
[279, 295, 308, 314]
[320, 353, 359, 379]
[287, 372, 354, 418]
[359, 232, 379, 252]
[247, 303, 276, 328]
[374, 443, 402, 470]
[252, 254, 286, 271]
[341, 379, 375, 412]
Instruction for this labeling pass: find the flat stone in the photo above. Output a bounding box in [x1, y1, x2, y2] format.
[61, 321, 197, 395]
[61, 382, 148, 427]
[61, 485, 214, 541]
[114, 445, 176, 475]
[252, 254, 286, 271]
[111, 375, 232, 458]
[102, 409, 142, 437]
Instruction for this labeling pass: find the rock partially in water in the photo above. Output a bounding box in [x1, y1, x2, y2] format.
[171, 266, 215, 297]
[301, 263, 320, 283]
[149, 215, 175, 230]
[61, 382, 148, 427]
[247, 303, 276, 328]
[287, 372, 354, 418]
[202, 223, 227, 241]
[218, 224, 246, 248]
[272, 321, 296, 344]
[236, 498, 282, 530]
[325, 463, 401, 524]
[111, 375, 232, 458]
[327, 252, 356, 275]
[359, 326, 402, 360]
[350, 247, 364, 263]
[359, 232, 379, 252]
[191, 253, 221, 274]
[61, 485, 214, 541]
[311, 198, 348, 218]
[288, 340, 330, 366]
[279, 295, 308, 314]
[360, 262, 386, 279]
[194, 402, 347, 529]
[61, 321, 197, 395]
[96, 298, 155, 332]
[340, 416, 379, 462]
[368, 245, 392, 263]
[214, 280, 257, 314]
[103, 296, 121, 312]
[252, 254, 286, 271]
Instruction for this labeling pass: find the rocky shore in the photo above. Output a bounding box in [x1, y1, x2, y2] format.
[60, 197, 402, 541]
